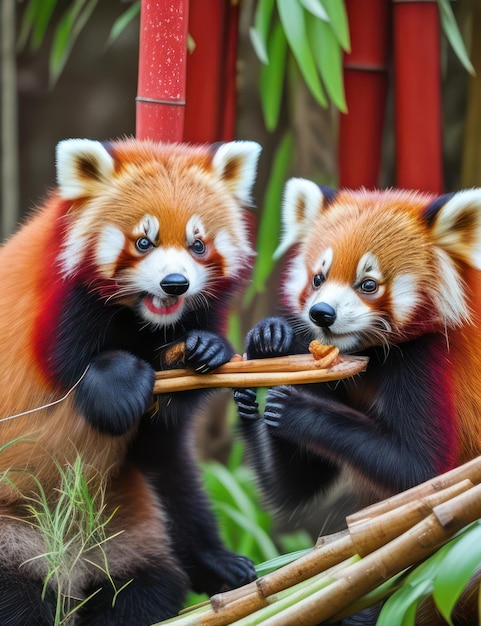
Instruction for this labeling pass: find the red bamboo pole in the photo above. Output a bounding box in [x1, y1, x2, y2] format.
[136, 0, 189, 142]
[220, 1, 240, 141]
[393, 0, 443, 193]
[339, 0, 390, 188]
[183, 0, 239, 143]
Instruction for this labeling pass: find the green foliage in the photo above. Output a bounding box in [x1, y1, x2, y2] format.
[202, 441, 313, 568]
[437, 0, 475, 75]
[18, 0, 139, 86]
[244, 131, 294, 305]
[2, 455, 125, 625]
[251, 0, 349, 131]
[377, 521, 481, 625]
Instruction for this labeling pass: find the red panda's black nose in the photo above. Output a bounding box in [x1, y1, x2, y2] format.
[160, 273, 190, 296]
[309, 302, 336, 328]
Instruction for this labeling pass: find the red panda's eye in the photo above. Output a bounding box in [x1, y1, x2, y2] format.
[312, 273, 325, 288]
[360, 279, 378, 293]
[135, 236, 153, 253]
[191, 239, 206, 255]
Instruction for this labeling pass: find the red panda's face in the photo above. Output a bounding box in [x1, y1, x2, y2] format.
[278, 180, 481, 352]
[54, 139, 261, 327]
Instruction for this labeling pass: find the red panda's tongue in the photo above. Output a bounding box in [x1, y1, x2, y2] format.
[143, 295, 181, 315]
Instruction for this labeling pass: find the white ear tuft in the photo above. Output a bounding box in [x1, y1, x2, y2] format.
[430, 189, 481, 270]
[56, 139, 115, 200]
[212, 141, 262, 204]
[273, 178, 324, 259]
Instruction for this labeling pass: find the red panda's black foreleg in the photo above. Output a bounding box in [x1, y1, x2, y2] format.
[75, 350, 155, 435]
[236, 316, 456, 506]
[42, 282, 156, 436]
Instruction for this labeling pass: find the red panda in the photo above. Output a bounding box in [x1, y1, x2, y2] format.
[0, 137, 261, 625]
[235, 179, 481, 515]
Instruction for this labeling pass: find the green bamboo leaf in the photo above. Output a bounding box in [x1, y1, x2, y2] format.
[49, 0, 98, 86]
[377, 578, 433, 626]
[276, 0, 327, 106]
[215, 502, 279, 561]
[31, 0, 58, 50]
[255, 547, 312, 576]
[320, 0, 350, 52]
[203, 462, 258, 520]
[17, 0, 42, 50]
[244, 131, 293, 306]
[259, 17, 288, 131]
[250, 0, 276, 64]
[298, 0, 329, 22]
[108, 1, 140, 46]
[437, 0, 475, 75]
[307, 16, 347, 112]
[432, 522, 481, 624]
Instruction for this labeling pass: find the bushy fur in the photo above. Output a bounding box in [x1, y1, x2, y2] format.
[236, 181, 481, 514]
[0, 137, 261, 625]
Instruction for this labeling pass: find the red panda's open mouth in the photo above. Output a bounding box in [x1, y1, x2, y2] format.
[143, 294, 182, 316]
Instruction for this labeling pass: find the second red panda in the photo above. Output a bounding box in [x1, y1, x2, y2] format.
[0, 138, 261, 625]
[236, 179, 481, 512]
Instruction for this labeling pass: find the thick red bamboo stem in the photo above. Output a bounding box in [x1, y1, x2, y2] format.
[393, 0, 443, 193]
[183, 0, 239, 143]
[339, 0, 390, 188]
[220, 0, 240, 141]
[136, 0, 189, 142]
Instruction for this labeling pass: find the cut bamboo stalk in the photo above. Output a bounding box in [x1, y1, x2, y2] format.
[153, 355, 367, 393]
[347, 454, 481, 524]
[347, 479, 474, 557]
[210, 481, 473, 621]
[202, 557, 360, 626]
[256, 484, 481, 626]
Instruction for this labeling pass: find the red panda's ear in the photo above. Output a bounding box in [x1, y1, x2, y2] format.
[427, 189, 481, 269]
[273, 178, 325, 259]
[211, 141, 262, 205]
[56, 139, 115, 200]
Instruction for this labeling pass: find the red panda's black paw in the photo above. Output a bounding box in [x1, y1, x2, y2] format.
[246, 317, 295, 359]
[75, 350, 155, 436]
[263, 386, 294, 429]
[233, 388, 260, 421]
[185, 330, 235, 373]
[192, 549, 257, 596]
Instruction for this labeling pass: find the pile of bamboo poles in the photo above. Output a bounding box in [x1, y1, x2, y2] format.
[157, 455, 481, 626]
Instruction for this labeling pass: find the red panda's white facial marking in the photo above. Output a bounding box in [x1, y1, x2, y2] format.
[278, 180, 481, 351]
[390, 274, 421, 325]
[93, 214, 216, 327]
[96, 225, 126, 273]
[133, 245, 208, 327]
[52, 138, 262, 327]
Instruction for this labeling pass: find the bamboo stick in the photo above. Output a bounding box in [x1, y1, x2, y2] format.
[211, 479, 472, 618]
[153, 354, 367, 394]
[155, 457, 481, 626]
[155, 349, 340, 380]
[347, 479, 473, 556]
[347, 454, 481, 524]
[255, 484, 481, 626]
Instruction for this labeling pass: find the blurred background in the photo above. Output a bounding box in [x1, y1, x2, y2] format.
[1, 0, 481, 567]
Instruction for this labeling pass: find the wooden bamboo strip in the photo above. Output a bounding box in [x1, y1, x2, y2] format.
[153, 356, 368, 393]
[256, 484, 481, 626]
[209, 481, 472, 623]
[155, 350, 340, 381]
[347, 479, 473, 557]
[347, 454, 481, 524]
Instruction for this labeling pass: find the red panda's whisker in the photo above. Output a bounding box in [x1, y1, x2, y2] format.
[0, 366, 90, 423]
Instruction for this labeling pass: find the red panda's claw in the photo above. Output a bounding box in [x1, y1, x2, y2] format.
[185, 330, 235, 373]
